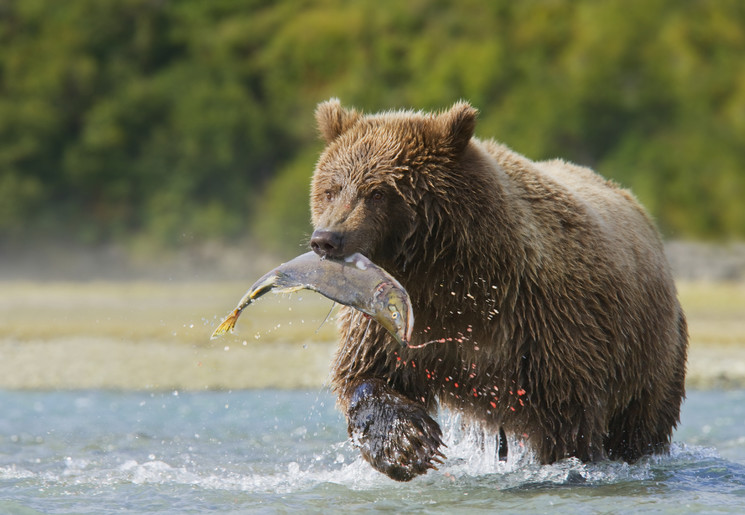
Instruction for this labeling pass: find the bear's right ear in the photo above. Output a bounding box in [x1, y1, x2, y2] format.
[438, 101, 478, 155]
[315, 98, 361, 143]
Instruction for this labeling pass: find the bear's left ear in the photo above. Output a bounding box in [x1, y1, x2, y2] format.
[438, 101, 478, 154]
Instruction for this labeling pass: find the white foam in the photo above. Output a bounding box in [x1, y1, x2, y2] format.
[0, 432, 724, 495]
[0, 465, 35, 480]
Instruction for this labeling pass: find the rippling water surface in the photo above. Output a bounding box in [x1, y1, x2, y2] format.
[1, 389, 744, 514]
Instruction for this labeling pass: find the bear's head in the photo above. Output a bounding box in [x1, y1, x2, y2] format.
[310, 99, 478, 271]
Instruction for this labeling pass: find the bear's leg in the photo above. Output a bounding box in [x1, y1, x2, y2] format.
[605, 391, 678, 462]
[605, 401, 667, 462]
[606, 320, 686, 462]
[344, 379, 445, 481]
[497, 427, 508, 462]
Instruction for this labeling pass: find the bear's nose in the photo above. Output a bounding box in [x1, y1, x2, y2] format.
[310, 229, 344, 258]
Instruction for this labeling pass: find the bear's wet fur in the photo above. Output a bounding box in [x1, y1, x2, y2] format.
[309, 99, 688, 481]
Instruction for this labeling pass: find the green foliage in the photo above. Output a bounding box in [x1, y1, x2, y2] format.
[0, 0, 743, 249]
[252, 147, 320, 256]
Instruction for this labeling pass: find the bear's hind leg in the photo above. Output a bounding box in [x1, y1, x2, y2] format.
[605, 395, 675, 462]
[344, 379, 446, 481]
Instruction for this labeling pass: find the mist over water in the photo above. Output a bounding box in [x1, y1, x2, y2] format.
[1, 389, 744, 514]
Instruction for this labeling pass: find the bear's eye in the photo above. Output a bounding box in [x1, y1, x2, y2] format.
[324, 190, 334, 202]
[371, 191, 384, 202]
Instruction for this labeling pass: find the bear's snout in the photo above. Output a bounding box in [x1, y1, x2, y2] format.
[310, 229, 345, 258]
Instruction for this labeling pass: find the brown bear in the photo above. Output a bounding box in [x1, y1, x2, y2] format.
[309, 99, 688, 481]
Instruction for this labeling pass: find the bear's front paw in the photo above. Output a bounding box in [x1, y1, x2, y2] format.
[347, 383, 445, 481]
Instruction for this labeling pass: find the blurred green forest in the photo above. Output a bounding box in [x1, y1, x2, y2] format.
[1, 0, 744, 255]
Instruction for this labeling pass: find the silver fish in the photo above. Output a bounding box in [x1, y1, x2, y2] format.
[211, 252, 413, 346]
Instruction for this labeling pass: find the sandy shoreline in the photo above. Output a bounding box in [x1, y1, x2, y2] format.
[0, 279, 743, 391]
[0, 337, 742, 391]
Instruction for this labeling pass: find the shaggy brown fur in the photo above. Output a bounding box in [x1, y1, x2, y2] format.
[309, 99, 688, 481]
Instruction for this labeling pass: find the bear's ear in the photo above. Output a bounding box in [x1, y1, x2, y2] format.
[315, 98, 361, 143]
[438, 101, 478, 154]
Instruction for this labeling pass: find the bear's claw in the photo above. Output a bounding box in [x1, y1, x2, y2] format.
[347, 382, 446, 481]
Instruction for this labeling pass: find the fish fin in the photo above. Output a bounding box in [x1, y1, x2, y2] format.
[271, 285, 306, 295]
[210, 308, 240, 339]
[316, 301, 337, 334]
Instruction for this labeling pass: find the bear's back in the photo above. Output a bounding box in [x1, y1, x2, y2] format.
[478, 138, 666, 275]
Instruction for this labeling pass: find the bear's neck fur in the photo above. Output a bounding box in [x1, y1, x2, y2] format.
[392, 140, 528, 336]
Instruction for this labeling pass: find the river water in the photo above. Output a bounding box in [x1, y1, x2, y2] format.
[1, 388, 743, 514]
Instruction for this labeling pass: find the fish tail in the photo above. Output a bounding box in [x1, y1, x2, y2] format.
[210, 308, 240, 339]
